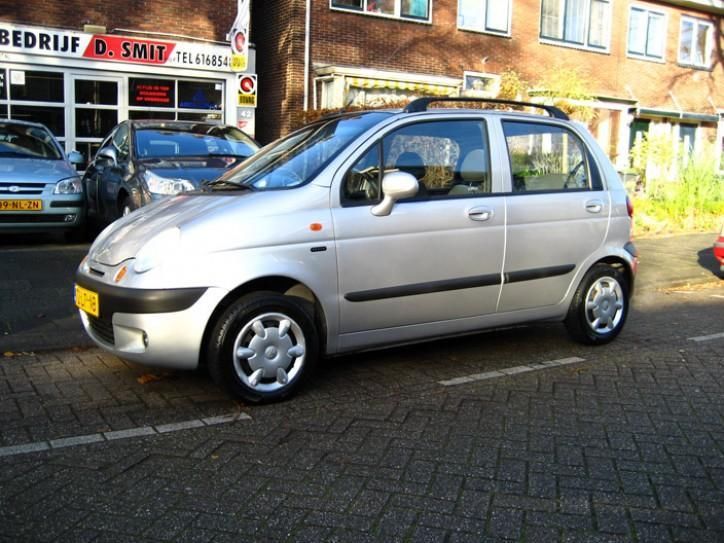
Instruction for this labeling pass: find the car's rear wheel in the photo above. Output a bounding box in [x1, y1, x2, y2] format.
[207, 292, 319, 403]
[565, 263, 629, 345]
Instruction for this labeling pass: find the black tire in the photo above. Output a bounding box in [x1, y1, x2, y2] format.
[207, 291, 319, 403]
[565, 263, 629, 345]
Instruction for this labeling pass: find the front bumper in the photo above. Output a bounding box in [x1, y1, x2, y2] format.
[0, 195, 84, 231]
[75, 271, 227, 370]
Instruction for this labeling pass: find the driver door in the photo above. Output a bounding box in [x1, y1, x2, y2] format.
[331, 118, 506, 347]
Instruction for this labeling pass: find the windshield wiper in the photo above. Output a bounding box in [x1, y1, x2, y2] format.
[200, 178, 252, 191]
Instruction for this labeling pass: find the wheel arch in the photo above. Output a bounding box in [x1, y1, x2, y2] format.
[591, 255, 635, 294]
[199, 276, 328, 369]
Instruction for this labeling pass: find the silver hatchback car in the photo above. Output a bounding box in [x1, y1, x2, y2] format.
[75, 98, 638, 403]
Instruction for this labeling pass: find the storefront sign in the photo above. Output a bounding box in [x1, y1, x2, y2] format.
[0, 22, 232, 73]
[227, 0, 250, 72]
[237, 74, 257, 107]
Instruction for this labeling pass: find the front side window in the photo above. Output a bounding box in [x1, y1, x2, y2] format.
[343, 119, 491, 204]
[458, 0, 511, 35]
[112, 124, 130, 161]
[679, 16, 713, 68]
[331, 0, 430, 21]
[628, 7, 666, 60]
[503, 121, 596, 192]
[541, 0, 610, 50]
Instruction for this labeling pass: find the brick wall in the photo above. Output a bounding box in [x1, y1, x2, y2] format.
[256, 0, 722, 141]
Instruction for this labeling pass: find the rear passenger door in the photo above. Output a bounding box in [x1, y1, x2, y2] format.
[497, 120, 609, 312]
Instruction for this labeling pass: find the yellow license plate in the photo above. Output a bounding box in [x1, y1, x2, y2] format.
[75, 285, 100, 317]
[0, 199, 43, 211]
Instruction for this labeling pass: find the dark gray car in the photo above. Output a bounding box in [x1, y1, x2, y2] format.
[83, 120, 259, 225]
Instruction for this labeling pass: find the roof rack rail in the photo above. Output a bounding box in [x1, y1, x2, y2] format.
[403, 97, 569, 120]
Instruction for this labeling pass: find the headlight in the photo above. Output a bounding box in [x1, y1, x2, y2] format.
[133, 227, 181, 273]
[143, 170, 195, 195]
[53, 176, 82, 194]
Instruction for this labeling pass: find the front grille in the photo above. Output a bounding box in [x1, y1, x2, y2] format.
[0, 214, 70, 223]
[0, 183, 44, 195]
[88, 315, 115, 345]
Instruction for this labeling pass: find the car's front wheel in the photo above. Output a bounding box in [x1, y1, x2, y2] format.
[565, 263, 629, 345]
[207, 292, 319, 403]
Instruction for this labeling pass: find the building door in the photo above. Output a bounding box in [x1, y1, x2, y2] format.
[70, 75, 123, 168]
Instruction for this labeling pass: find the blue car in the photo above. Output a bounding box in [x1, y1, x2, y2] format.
[83, 120, 259, 225]
[0, 119, 85, 239]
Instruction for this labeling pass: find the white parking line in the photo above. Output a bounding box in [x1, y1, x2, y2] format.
[0, 412, 251, 458]
[688, 332, 724, 343]
[438, 356, 586, 387]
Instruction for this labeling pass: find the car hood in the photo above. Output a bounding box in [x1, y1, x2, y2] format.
[88, 185, 331, 268]
[0, 158, 77, 184]
[141, 157, 245, 186]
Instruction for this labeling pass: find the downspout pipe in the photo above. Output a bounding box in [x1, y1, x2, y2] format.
[304, 0, 311, 111]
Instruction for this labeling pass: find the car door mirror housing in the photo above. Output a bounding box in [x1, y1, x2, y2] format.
[371, 171, 419, 217]
[97, 147, 118, 167]
[67, 150, 85, 165]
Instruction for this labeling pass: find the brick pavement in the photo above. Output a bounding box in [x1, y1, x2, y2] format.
[1, 283, 722, 542]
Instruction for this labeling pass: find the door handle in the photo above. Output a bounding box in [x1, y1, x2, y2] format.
[585, 200, 603, 213]
[468, 207, 494, 221]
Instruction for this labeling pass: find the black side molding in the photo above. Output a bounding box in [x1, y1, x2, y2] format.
[345, 264, 575, 303]
[75, 271, 207, 319]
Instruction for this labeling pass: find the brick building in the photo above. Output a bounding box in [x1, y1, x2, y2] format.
[0, 0, 256, 162]
[252, 0, 723, 170]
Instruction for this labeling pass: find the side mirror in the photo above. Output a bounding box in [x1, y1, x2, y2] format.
[67, 150, 84, 165]
[97, 147, 118, 168]
[371, 171, 419, 217]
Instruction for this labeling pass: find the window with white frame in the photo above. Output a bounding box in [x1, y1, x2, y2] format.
[540, 0, 611, 50]
[331, 0, 430, 21]
[458, 0, 511, 35]
[679, 16, 713, 68]
[628, 7, 666, 60]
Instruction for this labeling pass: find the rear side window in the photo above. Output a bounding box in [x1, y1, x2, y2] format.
[503, 121, 599, 192]
[343, 119, 491, 204]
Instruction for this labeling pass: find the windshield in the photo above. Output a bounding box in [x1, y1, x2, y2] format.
[217, 112, 392, 190]
[0, 123, 63, 159]
[135, 125, 259, 159]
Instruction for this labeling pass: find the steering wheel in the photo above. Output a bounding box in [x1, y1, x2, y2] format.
[564, 160, 585, 189]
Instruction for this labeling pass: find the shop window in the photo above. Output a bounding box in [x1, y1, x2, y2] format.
[178, 81, 222, 110]
[129, 78, 175, 108]
[458, 0, 511, 35]
[9, 71, 64, 102]
[75, 80, 118, 105]
[75, 109, 118, 139]
[627, 7, 666, 61]
[541, 0, 610, 50]
[178, 112, 223, 122]
[0, 70, 6, 100]
[0, 105, 7, 118]
[11, 105, 64, 136]
[679, 16, 713, 68]
[331, 0, 430, 21]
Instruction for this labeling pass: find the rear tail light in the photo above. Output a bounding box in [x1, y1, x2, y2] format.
[626, 195, 634, 218]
